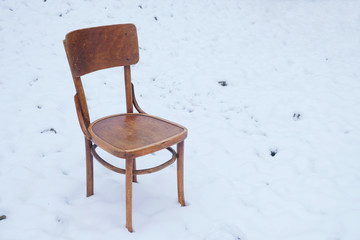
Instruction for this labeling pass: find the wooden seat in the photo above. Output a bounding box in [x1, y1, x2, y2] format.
[89, 113, 187, 158]
[63, 24, 187, 232]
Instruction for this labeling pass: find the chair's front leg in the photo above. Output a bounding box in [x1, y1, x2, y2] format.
[177, 141, 185, 206]
[126, 158, 133, 232]
[85, 137, 94, 197]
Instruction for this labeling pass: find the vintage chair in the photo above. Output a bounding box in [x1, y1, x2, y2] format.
[63, 24, 187, 232]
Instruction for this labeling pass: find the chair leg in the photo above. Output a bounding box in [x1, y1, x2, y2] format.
[177, 141, 185, 206]
[85, 137, 94, 197]
[125, 158, 133, 232]
[132, 158, 137, 183]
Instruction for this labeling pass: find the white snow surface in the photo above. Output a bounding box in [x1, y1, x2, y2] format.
[1, 0, 360, 239]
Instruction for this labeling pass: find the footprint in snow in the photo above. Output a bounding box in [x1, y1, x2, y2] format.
[270, 149, 278, 157]
[293, 113, 301, 121]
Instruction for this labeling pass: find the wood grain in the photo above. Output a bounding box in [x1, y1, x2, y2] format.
[177, 141, 185, 206]
[64, 24, 139, 77]
[89, 113, 187, 158]
[85, 137, 94, 197]
[91, 145, 177, 175]
[126, 158, 133, 232]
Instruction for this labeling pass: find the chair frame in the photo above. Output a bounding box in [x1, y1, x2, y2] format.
[63, 24, 186, 232]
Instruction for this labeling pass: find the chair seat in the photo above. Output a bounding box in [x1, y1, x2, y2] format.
[88, 113, 187, 158]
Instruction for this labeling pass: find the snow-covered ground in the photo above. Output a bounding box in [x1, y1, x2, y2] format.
[1, 0, 360, 239]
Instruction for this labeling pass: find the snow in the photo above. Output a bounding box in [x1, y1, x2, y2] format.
[1, 0, 360, 239]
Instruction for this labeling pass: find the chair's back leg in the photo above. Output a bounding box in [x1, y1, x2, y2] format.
[125, 158, 134, 232]
[85, 137, 94, 197]
[132, 159, 137, 183]
[177, 141, 185, 206]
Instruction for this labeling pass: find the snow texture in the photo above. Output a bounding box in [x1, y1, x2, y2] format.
[1, 0, 360, 239]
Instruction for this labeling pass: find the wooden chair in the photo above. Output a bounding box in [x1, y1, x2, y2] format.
[63, 24, 187, 232]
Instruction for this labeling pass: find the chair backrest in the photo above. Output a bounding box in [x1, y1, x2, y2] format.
[63, 24, 139, 77]
[63, 24, 139, 138]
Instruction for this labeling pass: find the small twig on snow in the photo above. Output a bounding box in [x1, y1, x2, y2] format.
[41, 128, 57, 134]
